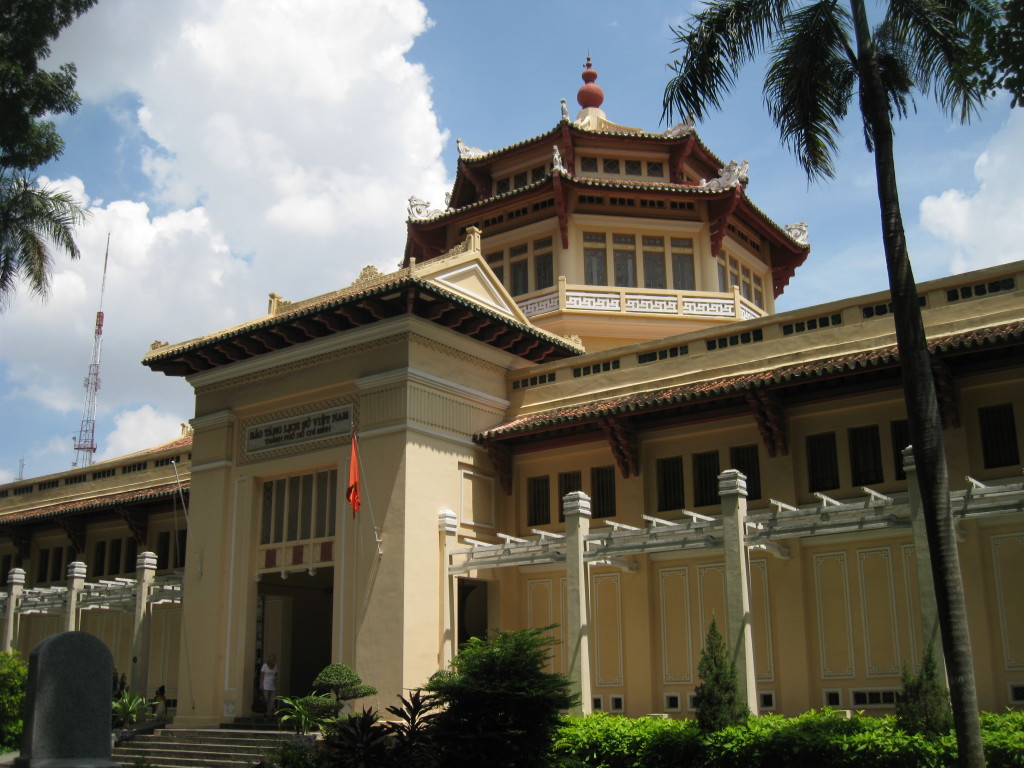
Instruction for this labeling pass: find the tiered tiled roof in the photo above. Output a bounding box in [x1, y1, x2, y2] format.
[477, 319, 1024, 442]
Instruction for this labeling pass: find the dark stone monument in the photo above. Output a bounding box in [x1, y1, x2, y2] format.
[14, 632, 119, 768]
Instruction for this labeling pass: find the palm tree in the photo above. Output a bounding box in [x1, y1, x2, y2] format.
[664, 2, 998, 765]
[0, 170, 89, 311]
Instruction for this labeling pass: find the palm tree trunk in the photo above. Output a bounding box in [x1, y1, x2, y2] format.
[848, 3, 984, 766]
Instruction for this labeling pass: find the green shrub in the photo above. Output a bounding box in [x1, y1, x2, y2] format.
[276, 694, 335, 734]
[323, 709, 391, 768]
[112, 690, 148, 728]
[426, 627, 577, 768]
[981, 710, 1024, 768]
[550, 709, 1024, 768]
[0, 651, 26, 751]
[895, 643, 953, 737]
[266, 737, 330, 768]
[551, 712, 697, 768]
[693, 616, 749, 733]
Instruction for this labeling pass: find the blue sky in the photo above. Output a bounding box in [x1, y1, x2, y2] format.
[1, 0, 1020, 482]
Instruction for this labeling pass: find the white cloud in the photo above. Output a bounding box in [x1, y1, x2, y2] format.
[4, 1, 453, 477]
[920, 111, 1024, 273]
[97, 405, 186, 463]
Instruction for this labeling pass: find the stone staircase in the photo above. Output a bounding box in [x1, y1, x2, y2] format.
[112, 727, 292, 768]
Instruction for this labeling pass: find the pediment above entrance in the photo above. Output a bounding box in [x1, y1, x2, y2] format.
[414, 231, 532, 327]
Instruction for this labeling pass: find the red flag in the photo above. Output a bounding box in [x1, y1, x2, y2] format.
[346, 432, 361, 516]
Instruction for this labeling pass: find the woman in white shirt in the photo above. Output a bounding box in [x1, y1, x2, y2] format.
[260, 653, 278, 717]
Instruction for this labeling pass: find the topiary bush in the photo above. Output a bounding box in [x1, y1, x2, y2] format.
[311, 663, 376, 713]
[0, 651, 27, 751]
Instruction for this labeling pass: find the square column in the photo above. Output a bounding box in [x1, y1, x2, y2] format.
[562, 491, 592, 716]
[2, 569, 24, 652]
[64, 561, 87, 633]
[717, 469, 757, 714]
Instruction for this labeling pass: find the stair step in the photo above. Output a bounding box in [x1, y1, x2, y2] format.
[112, 727, 302, 768]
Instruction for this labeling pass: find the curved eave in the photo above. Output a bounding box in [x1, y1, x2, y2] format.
[475, 320, 1024, 445]
[408, 172, 809, 269]
[0, 482, 190, 527]
[144, 277, 581, 377]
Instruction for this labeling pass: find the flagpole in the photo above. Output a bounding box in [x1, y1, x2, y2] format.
[349, 429, 383, 556]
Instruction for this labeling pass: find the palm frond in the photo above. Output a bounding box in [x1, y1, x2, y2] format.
[0, 171, 88, 310]
[764, 1, 856, 180]
[885, 0, 997, 121]
[663, 0, 794, 123]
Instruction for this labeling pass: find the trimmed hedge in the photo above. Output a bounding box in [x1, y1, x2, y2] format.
[551, 709, 1024, 768]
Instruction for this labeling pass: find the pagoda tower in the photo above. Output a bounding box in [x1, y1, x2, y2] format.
[405, 59, 809, 351]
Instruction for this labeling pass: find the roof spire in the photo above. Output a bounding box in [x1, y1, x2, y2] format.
[576, 56, 604, 109]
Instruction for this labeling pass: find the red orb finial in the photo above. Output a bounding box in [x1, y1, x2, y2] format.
[577, 56, 604, 109]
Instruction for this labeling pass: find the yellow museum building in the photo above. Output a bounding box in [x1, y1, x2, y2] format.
[1, 62, 1022, 726]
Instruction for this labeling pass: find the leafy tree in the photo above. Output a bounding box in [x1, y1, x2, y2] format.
[0, 651, 27, 751]
[897, 642, 954, 737]
[0, 170, 88, 310]
[0, 0, 98, 171]
[663, 1, 999, 764]
[693, 616, 748, 733]
[425, 627, 578, 768]
[978, 0, 1024, 105]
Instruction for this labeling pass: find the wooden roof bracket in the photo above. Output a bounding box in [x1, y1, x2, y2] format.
[931, 359, 961, 429]
[5, 526, 33, 566]
[118, 505, 150, 547]
[552, 172, 570, 249]
[458, 158, 492, 201]
[746, 388, 788, 457]
[708, 186, 743, 258]
[668, 135, 695, 184]
[601, 415, 639, 478]
[56, 515, 87, 558]
[559, 122, 575, 172]
[486, 442, 513, 496]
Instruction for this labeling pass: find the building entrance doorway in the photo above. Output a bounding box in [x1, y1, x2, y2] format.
[457, 578, 488, 647]
[256, 567, 334, 703]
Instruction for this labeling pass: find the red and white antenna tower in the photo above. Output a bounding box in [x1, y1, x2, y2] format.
[72, 234, 110, 468]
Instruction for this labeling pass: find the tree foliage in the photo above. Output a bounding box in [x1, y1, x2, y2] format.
[663, 2, 1000, 765]
[0, 170, 88, 310]
[425, 627, 578, 768]
[0, 0, 98, 171]
[896, 642, 954, 737]
[693, 617, 748, 734]
[978, 0, 1024, 106]
[0, 651, 27, 752]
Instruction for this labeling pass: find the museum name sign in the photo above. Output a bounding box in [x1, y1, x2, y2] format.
[245, 406, 352, 455]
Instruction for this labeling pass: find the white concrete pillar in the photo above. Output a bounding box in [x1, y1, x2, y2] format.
[562, 491, 592, 716]
[2, 569, 25, 652]
[902, 446, 947, 678]
[438, 510, 458, 667]
[131, 551, 158, 695]
[718, 469, 758, 714]
[64, 561, 87, 633]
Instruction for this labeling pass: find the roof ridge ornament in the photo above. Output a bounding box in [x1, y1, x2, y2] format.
[561, 99, 569, 121]
[407, 195, 444, 220]
[699, 159, 749, 190]
[663, 116, 696, 137]
[785, 222, 809, 245]
[577, 56, 604, 109]
[456, 137, 487, 159]
[552, 145, 566, 173]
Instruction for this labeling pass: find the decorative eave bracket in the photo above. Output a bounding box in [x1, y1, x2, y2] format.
[600, 416, 639, 478]
[707, 185, 743, 259]
[746, 389, 788, 457]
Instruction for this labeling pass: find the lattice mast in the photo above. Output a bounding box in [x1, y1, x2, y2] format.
[72, 235, 110, 468]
